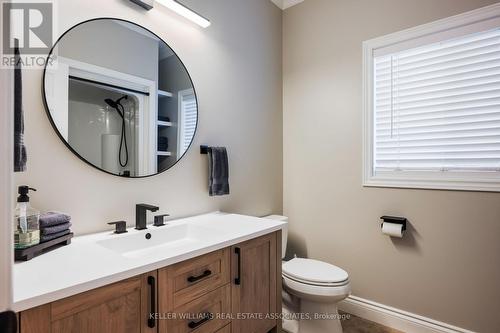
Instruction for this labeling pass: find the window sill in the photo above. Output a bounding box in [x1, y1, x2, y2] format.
[363, 176, 500, 193]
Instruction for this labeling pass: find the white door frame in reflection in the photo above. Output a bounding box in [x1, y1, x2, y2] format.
[45, 56, 158, 175]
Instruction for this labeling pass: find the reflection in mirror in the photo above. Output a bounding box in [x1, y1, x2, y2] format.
[43, 18, 198, 177]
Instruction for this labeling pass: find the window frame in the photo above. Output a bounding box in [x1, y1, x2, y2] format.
[362, 3, 500, 192]
[177, 88, 197, 157]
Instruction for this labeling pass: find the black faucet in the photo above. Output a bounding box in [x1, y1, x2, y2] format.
[136, 204, 159, 230]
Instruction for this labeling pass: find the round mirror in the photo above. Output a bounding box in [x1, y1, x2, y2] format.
[43, 18, 198, 177]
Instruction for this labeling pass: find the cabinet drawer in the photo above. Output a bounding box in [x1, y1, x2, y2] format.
[159, 248, 230, 309]
[165, 284, 231, 333]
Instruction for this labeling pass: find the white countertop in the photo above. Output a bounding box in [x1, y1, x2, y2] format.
[13, 212, 286, 312]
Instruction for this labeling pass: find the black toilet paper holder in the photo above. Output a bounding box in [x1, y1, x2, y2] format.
[380, 216, 407, 231]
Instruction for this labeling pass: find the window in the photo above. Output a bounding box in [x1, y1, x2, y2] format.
[178, 89, 197, 157]
[363, 4, 500, 191]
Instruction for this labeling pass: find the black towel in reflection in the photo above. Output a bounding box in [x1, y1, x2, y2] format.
[158, 136, 169, 151]
[208, 147, 229, 196]
[14, 39, 27, 172]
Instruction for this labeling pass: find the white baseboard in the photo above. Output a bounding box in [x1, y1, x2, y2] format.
[338, 295, 475, 333]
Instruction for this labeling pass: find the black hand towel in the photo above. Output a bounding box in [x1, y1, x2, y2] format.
[14, 39, 27, 172]
[208, 147, 229, 196]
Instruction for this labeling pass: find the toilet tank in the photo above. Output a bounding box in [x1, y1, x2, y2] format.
[264, 215, 288, 259]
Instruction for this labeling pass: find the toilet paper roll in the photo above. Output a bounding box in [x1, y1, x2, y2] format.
[101, 134, 120, 174]
[382, 222, 404, 238]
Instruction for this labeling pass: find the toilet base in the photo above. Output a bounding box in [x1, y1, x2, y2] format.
[298, 299, 343, 333]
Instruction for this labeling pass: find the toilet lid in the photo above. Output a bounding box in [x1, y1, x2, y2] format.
[282, 258, 349, 284]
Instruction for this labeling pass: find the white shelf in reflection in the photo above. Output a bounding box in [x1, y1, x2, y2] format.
[157, 121, 173, 127]
[157, 90, 173, 98]
[157, 151, 172, 156]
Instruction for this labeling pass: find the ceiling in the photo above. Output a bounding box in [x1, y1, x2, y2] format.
[270, 0, 304, 10]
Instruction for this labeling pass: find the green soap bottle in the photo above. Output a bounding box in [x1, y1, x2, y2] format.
[14, 186, 40, 249]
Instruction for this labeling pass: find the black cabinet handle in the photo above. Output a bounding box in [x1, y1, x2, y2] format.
[188, 312, 212, 329]
[234, 247, 241, 285]
[0, 311, 17, 333]
[147, 276, 156, 328]
[187, 269, 212, 283]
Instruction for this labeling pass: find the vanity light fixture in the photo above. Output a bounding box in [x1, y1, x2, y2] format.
[156, 0, 211, 28]
[129, 0, 211, 28]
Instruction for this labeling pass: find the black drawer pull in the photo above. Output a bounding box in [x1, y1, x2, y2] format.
[187, 269, 212, 283]
[234, 247, 241, 285]
[188, 312, 212, 329]
[147, 276, 156, 328]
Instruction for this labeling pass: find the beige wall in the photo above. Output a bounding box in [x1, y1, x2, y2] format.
[283, 0, 500, 332]
[15, 0, 283, 235]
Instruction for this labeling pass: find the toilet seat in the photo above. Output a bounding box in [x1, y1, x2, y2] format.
[282, 258, 349, 287]
[283, 272, 349, 287]
[283, 274, 351, 300]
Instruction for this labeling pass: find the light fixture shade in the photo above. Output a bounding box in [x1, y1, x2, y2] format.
[155, 0, 211, 28]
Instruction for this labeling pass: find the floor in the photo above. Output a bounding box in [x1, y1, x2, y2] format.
[340, 312, 403, 333]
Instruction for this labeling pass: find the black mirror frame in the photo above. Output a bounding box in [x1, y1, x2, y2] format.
[41, 17, 199, 178]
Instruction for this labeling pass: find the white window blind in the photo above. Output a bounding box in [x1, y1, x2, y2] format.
[373, 28, 500, 173]
[178, 89, 197, 156]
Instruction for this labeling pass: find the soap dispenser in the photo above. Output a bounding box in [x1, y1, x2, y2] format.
[14, 186, 40, 248]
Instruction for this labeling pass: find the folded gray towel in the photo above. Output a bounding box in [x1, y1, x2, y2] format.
[39, 212, 71, 228]
[40, 229, 71, 243]
[208, 147, 229, 196]
[41, 222, 72, 236]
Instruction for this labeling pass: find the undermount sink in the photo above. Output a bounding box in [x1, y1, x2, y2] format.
[96, 223, 220, 258]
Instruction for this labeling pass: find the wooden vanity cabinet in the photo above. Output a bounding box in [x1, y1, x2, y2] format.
[19, 231, 282, 333]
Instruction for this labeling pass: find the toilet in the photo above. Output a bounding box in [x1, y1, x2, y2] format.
[265, 215, 351, 333]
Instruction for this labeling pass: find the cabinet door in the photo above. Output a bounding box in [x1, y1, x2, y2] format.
[231, 232, 279, 333]
[20, 271, 157, 333]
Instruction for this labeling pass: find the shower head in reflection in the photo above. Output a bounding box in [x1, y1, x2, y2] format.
[104, 95, 128, 118]
[104, 95, 129, 168]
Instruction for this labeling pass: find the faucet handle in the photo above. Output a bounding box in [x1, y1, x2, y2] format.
[108, 221, 128, 234]
[153, 214, 170, 227]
